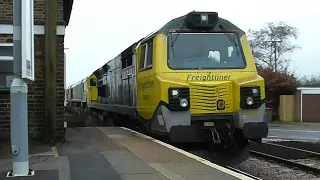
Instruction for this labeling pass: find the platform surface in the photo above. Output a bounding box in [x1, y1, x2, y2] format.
[0, 127, 255, 180]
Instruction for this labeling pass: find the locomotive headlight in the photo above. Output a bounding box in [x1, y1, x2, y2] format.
[246, 97, 254, 105]
[201, 14, 208, 22]
[252, 88, 259, 94]
[171, 89, 179, 97]
[180, 98, 188, 107]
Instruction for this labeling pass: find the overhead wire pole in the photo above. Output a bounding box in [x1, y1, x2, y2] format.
[7, 0, 34, 177]
[44, 0, 57, 144]
[265, 40, 282, 72]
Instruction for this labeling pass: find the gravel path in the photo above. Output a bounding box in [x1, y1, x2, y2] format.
[234, 157, 320, 180]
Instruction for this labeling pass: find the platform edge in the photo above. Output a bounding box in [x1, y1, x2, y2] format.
[117, 127, 255, 180]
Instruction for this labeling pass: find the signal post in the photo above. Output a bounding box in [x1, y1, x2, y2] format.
[6, 0, 35, 177]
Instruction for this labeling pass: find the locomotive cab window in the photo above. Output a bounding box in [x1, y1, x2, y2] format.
[139, 44, 146, 70]
[139, 42, 153, 71]
[146, 43, 153, 68]
[121, 53, 133, 69]
[90, 78, 96, 86]
[167, 33, 246, 70]
[127, 54, 133, 67]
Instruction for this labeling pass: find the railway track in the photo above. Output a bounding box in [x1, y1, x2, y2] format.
[249, 142, 320, 175]
[224, 166, 262, 180]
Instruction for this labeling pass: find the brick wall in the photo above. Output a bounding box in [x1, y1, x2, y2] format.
[0, 0, 66, 140]
[0, 94, 10, 137]
[0, 35, 65, 140]
[0, 0, 64, 24]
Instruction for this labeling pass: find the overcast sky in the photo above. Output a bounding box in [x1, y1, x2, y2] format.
[64, 0, 320, 86]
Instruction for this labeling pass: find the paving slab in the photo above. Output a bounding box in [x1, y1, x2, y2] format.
[67, 152, 121, 180]
[56, 127, 123, 180]
[150, 162, 239, 180]
[0, 170, 59, 180]
[101, 150, 159, 175]
[0, 155, 70, 180]
[120, 173, 169, 180]
[57, 127, 123, 156]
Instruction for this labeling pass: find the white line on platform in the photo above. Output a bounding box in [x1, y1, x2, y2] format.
[265, 136, 320, 142]
[149, 163, 185, 180]
[120, 127, 255, 180]
[269, 129, 320, 133]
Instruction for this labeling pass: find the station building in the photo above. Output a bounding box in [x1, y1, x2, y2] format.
[0, 0, 73, 141]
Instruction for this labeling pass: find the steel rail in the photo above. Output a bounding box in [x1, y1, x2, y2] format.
[264, 142, 320, 158]
[249, 150, 320, 175]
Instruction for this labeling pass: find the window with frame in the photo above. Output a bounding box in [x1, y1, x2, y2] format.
[139, 44, 146, 70]
[139, 41, 153, 71]
[121, 53, 133, 69]
[90, 78, 96, 86]
[146, 42, 153, 68]
[0, 43, 13, 89]
[0, 43, 13, 61]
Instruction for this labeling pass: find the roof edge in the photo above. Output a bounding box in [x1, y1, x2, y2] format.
[63, 0, 74, 26]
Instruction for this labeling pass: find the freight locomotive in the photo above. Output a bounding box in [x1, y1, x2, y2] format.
[66, 11, 268, 152]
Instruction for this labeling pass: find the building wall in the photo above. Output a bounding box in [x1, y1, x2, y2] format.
[301, 94, 320, 122]
[0, 0, 64, 24]
[0, 0, 66, 140]
[294, 88, 320, 122]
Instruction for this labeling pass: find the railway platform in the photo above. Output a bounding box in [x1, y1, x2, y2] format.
[0, 126, 256, 180]
[266, 122, 320, 142]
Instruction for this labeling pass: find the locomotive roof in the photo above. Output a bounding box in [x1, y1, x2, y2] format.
[90, 12, 245, 79]
[69, 75, 89, 88]
[141, 13, 245, 41]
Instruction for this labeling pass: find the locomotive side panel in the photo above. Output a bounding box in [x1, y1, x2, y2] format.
[88, 45, 138, 116]
[70, 82, 85, 103]
[121, 53, 137, 107]
[115, 55, 122, 105]
[109, 57, 117, 104]
[104, 71, 111, 103]
[121, 64, 136, 107]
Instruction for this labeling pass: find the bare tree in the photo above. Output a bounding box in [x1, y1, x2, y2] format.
[247, 22, 301, 73]
[299, 74, 320, 86]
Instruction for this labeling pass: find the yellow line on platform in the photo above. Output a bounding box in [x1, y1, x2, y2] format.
[29, 146, 59, 158]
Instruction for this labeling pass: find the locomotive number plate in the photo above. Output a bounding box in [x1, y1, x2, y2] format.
[204, 122, 214, 127]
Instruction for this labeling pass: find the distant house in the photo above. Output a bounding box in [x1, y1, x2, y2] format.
[294, 87, 320, 122]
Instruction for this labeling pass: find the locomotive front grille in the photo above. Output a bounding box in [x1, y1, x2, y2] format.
[189, 83, 233, 114]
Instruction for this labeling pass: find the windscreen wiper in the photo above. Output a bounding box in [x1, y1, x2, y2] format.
[171, 22, 185, 47]
[170, 22, 185, 60]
